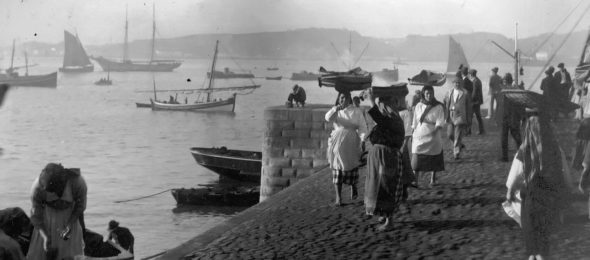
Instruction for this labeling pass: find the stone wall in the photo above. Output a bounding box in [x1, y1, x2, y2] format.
[260, 104, 333, 201]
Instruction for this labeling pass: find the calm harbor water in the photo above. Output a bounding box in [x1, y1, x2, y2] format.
[0, 56, 547, 258]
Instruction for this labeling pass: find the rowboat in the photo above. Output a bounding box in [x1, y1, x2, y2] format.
[190, 147, 261, 182]
[171, 186, 259, 206]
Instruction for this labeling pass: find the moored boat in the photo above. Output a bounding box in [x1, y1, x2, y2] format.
[91, 4, 182, 72]
[151, 94, 237, 112]
[265, 76, 282, 80]
[171, 186, 259, 206]
[190, 147, 261, 182]
[0, 72, 58, 87]
[59, 30, 94, 73]
[206, 67, 255, 79]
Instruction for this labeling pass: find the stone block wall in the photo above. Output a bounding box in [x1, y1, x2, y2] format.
[260, 104, 333, 201]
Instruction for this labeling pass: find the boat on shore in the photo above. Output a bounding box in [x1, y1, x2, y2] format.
[290, 71, 320, 81]
[59, 30, 94, 73]
[206, 67, 255, 79]
[265, 76, 282, 80]
[171, 185, 259, 206]
[91, 4, 181, 72]
[190, 147, 261, 182]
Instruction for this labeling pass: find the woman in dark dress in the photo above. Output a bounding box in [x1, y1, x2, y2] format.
[506, 110, 569, 260]
[363, 89, 406, 231]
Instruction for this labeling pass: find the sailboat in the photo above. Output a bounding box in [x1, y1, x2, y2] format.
[0, 40, 57, 87]
[59, 30, 94, 73]
[91, 5, 181, 72]
[149, 40, 260, 112]
[446, 36, 470, 80]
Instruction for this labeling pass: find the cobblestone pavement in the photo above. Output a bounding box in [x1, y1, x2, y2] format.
[166, 119, 590, 260]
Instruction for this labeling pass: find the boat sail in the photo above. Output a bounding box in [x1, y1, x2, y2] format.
[59, 30, 94, 73]
[148, 40, 260, 112]
[446, 36, 469, 79]
[91, 4, 182, 72]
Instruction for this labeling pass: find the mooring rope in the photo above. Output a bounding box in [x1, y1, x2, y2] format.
[114, 188, 173, 203]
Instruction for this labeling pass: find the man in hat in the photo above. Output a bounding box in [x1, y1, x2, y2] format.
[540, 66, 558, 120]
[460, 67, 474, 135]
[107, 220, 134, 254]
[286, 84, 306, 108]
[554, 62, 573, 103]
[488, 67, 502, 119]
[496, 92, 524, 162]
[469, 69, 485, 135]
[444, 78, 471, 159]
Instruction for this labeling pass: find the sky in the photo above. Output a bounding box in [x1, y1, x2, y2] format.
[2, 0, 590, 45]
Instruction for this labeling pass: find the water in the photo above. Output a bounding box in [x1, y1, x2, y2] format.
[0, 57, 548, 258]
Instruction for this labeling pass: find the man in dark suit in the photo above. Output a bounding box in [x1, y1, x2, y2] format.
[540, 66, 558, 120]
[460, 67, 474, 135]
[554, 62, 573, 100]
[469, 69, 485, 134]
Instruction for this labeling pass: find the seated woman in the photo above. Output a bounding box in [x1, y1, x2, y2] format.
[107, 220, 134, 254]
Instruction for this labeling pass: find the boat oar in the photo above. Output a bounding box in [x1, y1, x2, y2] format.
[114, 188, 172, 203]
[141, 250, 167, 260]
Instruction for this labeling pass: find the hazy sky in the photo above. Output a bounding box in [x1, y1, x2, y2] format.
[2, 0, 590, 45]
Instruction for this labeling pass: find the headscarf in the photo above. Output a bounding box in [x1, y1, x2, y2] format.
[518, 115, 565, 205]
[377, 96, 399, 119]
[419, 85, 443, 123]
[39, 163, 78, 198]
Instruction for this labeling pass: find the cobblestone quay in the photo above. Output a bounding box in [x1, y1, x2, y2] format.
[161, 118, 590, 260]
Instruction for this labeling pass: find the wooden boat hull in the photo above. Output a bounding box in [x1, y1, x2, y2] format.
[0, 72, 58, 87]
[151, 97, 236, 112]
[207, 71, 255, 79]
[135, 102, 151, 108]
[91, 56, 181, 72]
[171, 187, 259, 206]
[190, 147, 261, 182]
[59, 65, 94, 73]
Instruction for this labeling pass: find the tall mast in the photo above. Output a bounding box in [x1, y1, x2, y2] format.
[206, 40, 219, 102]
[150, 3, 156, 63]
[10, 39, 15, 71]
[123, 5, 129, 62]
[514, 22, 519, 86]
[24, 51, 29, 76]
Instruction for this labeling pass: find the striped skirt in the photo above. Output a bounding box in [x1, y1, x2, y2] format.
[364, 144, 404, 217]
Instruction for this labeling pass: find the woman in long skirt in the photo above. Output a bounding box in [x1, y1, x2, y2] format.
[506, 112, 569, 260]
[325, 91, 368, 206]
[27, 163, 87, 260]
[363, 90, 406, 231]
[411, 85, 446, 187]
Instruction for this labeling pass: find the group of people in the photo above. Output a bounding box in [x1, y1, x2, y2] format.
[0, 163, 134, 260]
[322, 64, 588, 259]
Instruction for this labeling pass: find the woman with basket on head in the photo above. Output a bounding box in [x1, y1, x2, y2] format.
[363, 86, 406, 231]
[325, 91, 368, 206]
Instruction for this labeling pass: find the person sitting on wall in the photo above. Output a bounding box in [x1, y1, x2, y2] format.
[286, 84, 306, 108]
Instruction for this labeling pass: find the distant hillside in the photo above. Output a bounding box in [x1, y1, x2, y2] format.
[1, 28, 588, 65]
